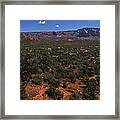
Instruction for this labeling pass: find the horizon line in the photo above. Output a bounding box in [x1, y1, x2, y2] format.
[20, 27, 100, 33]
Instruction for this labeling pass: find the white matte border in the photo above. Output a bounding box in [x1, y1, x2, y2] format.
[5, 5, 115, 115]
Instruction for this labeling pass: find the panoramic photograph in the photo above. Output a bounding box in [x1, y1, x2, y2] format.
[20, 20, 100, 100]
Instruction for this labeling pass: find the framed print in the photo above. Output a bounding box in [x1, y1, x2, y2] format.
[0, 0, 119, 119]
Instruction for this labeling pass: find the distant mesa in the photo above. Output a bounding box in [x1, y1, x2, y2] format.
[20, 28, 100, 41]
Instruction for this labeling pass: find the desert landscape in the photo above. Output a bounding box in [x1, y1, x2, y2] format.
[20, 20, 100, 100]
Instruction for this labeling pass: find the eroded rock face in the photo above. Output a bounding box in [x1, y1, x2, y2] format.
[20, 28, 100, 42]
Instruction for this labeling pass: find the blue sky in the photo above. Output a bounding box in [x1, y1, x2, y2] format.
[20, 20, 100, 32]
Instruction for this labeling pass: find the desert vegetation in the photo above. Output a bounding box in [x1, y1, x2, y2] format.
[20, 32, 100, 100]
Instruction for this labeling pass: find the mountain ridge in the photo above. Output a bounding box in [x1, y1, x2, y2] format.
[20, 28, 100, 41]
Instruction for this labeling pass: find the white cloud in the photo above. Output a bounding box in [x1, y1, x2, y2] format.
[38, 20, 46, 24]
[55, 24, 60, 28]
[38, 21, 42, 24]
[42, 21, 45, 24]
